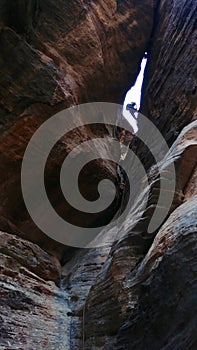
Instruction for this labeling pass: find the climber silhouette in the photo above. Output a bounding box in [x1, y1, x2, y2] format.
[126, 102, 138, 120]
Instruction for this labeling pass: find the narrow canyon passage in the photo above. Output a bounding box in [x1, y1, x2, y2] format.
[0, 0, 196, 349]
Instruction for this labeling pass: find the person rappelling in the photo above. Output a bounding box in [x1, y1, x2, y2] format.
[126, 102, 138, 120]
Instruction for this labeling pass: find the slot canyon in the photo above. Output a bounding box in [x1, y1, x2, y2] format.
[0, 1, 196, 349]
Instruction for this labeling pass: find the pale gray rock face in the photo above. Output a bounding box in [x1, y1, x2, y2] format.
[115, 196, 197, 350]
[83, 121, 197, 349]
[0, 232, 70, 350]
[0, 0, 197, 349]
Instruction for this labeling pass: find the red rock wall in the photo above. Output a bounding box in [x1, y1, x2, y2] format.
[83, 1, 197, 349]
[0, 0, 196, 349]
[0, 1, 154, 349]
[0, 0, 153, 257]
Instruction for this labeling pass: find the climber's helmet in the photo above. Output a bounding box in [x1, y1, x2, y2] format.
[126, 102, 137, 110]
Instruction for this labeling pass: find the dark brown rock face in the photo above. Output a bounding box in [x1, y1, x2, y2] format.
[0, 0, 153, 257]
[141, 0, 197, 144]
[0, 0, 197, 349]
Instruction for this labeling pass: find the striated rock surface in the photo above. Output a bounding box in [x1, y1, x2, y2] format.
[0, 0, 153, 257]
[83, 121, 197, 349]
[115, 196, 197, 350]
[79, 1, 197, 348]
[141, 0, 197, 144]
[0, 231, 71, 350]
[0, 0, 196, 349]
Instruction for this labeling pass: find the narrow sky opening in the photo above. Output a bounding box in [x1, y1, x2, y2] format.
[123, 57, 147, 133]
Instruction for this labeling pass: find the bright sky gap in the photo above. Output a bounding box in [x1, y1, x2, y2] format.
[123, 57, 147, 133]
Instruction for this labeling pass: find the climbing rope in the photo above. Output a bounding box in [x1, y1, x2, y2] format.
[82, 301, 86, 349]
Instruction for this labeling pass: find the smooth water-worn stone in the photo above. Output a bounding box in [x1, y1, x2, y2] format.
[0, 1, 196, 349]
[0, 0, 153, 258]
